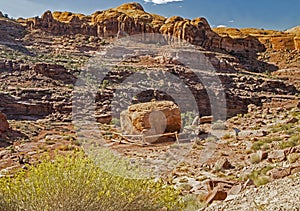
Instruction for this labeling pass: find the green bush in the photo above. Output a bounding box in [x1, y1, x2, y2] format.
[246, 166, 273, 187]
[279, 135, 300, 149]
[181, 111, 197, 127]
[251, 137, 280, 151]
[0, 153, 183, 211]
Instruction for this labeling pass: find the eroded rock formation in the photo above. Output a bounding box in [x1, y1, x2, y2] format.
[213, 27, 300, 51]
[19, 3, 265, 53]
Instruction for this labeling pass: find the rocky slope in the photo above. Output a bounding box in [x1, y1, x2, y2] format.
[0, 3, 298, 121]
[0, 2, 299, 209]
[213, 26, 300, 74]
[204, 174, 300, 210]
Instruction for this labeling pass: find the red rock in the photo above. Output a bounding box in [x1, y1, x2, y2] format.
[268, 150, 286, 162]
[291, 164, 300, 175]
[0, 112, 9, 133]
[205, 187, 227, 204]
[120, 101, 181, 143]
[214, 157, 234, 171]
[267, 167, 291, 179]
[200, 116, 213, 124]
[20, 3, 265, 54]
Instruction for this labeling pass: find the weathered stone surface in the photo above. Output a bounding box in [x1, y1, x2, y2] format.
[267, 167, 291, 179]
[204, 179, 238, 204]
[120, 101, 181, 143]
[0, 112, 9, 133]
[268, 149, 286, 162]
[213, 27, 300, 52]
[20, 3, 265, 54]
[214, 157, 234, 171]
[33, 63, 75, 83]
[200, 116, 213, 124]
[205, 187, 227, 204]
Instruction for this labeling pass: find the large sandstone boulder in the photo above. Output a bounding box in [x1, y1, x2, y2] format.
[120, 101, 181, 143]
[0, 112, 9, 133]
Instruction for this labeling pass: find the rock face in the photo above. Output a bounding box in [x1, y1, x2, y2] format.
[0, 112, 9, 133]
[20, 3, 264, 53]
[120, 101, 181, 143]
[213, 27, 300, 51]
[33, 63, 76, 83]
[0, 15, 25, 43]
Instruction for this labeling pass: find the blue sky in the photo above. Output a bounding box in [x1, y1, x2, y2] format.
[0, 0, 299, 30]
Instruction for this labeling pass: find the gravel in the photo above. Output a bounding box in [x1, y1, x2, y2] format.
[203, 173, 300, 211]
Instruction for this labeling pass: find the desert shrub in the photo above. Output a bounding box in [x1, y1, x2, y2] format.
[181, 111, 197, 127]
[246, 166, 273, 187]
[250, 153, 261, 164]
[251, 137, 280, 151]
[212, 121, 226, 130]
[279, 135, 300, 149]
[222, 133, 233, 140]
[287, 153, 300, 164]
[0, 153, 183, 211]
[270, 123, 298, 135]
[205, 136, 217, 142]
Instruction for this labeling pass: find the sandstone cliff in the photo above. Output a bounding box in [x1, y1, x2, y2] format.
[213, 27, 300, 51]
[19, 2, 265, 53]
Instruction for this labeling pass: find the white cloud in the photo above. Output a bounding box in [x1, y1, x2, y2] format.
[144, 0, 183, 5]
[228, 20, 235, 23]
[217, 25, 227, 28]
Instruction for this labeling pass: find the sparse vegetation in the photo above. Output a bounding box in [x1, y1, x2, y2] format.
[0, 153, 183, 211]
[222, 133, 234, 139]
[250, 153, 261, 164]
[270, 123, 299, 135]
[205, 136, 218, 142]
[287, 153, 300, 164]
[279, 135, 300, 149]
[251, 137, 281, 151]
[212, 120, 226, 130]
[246, 166, 273, 187]
[181, 111, 197, 127]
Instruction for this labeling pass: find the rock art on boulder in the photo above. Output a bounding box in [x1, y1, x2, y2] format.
[120, 101, 181, 143]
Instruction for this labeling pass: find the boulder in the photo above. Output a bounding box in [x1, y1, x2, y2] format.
[0, 112, 9, 133]
[204, 178, 238, 204]
[268, 149, 286, 162]
[200, 116, 213, 124]
[120, 101, 181, 143]
[214, 157, 234, 171]
[205, 188, 227, 204]
[267, 167, 291, 179]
